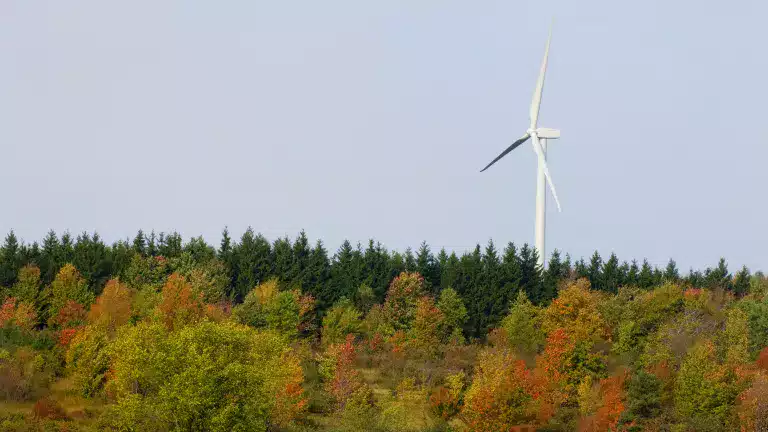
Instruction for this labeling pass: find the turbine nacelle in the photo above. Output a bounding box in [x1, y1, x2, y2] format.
[528, 128, 560, 140]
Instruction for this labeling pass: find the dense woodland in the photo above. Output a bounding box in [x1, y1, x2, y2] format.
[1, 228, 766, 431]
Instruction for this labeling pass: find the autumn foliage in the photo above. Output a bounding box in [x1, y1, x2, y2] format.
[158, 273, 204, 330]
[88, 279, 132, 332]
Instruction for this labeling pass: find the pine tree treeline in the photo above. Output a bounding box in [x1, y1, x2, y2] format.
[0, 228, 754, 338]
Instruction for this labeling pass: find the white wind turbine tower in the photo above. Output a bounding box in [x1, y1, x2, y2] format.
[480, 23, 561, 269]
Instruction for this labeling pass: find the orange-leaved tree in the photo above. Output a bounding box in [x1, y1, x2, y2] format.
[88, 278, 132, 333]
[158, 273, 204, 330]
[461, 346, 537, 431]
[320, 334, 366, 410]
[578, 371, 628, 432]
[0, 297, 36, 332]
[47, 264, 93, 325]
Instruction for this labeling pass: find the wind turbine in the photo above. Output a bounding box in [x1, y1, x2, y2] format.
[480, 24, 561, 269]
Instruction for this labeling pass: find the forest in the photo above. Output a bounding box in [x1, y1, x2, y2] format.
[0, 228, 766, 431]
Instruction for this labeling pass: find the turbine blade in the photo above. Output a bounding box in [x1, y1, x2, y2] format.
[529, 23, 552, 129]
[480, 134, 531, 172]
[530, 133, 562, 212]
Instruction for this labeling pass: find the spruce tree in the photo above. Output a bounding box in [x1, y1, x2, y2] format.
[574, 258, 589, 280]
[686, 268, 704, 288]
[627, 260, 640, 286]
[543, 249, 564, 302]
[663, 259, 679, 282]
[147, 231, 158, 257]
[184, 236, 216, 263]
[232, 228, 272, 301]
[416, 241, 440, 293]
[132, 230, 147, 256]
[562, 253, 573, 279]
[363, 240, 391, 301]
[40, 230, 60, 285]
[307, 240, 332, 312]
[704, 258, 731, 290]
[519, 244, 543, 304]
[0, 231, 21, 288]
[601, 253, 620, 294]
[110, 240, 133, 281]
[638, 259, 655, 289]
[218, 227, 233, 263]
[351, 242, 366, 294]
[441, 251, 460, 292]
[389, 252, 406, 282]
[459, 245, 484, 338]
[479, 240, 504, 335]
[160, 232, 183, 258]
[73, 232, 110, 293]
[501, 242, 522, 298]
[404, 247, 416, 271]
[330, 240, 357, 303]
[59, 232, 75, 265]
[19, 242, 41, 268]
[272, 237, 294, 283]
[618, 261, 630, 287]
[291, 231, 312, 290]
[733, 266, 751, 297]
[587, 251, 603, 291]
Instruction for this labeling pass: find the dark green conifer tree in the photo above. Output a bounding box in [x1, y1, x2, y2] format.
[501, 242, 522, 298]
[184, 236, 216, 263]
[587, 251, 603, 291]
[627, 259, 640, 286]
[159, 232, 183, 258]
[416, 241, 440, 294]
[601, 253, 620, 294]
[19, 242, 41, 268]
[307, 240, 332, 312]
[73, 232, 110, 293]
[291, 231, 312, 289]
[271, 237, 294, 282]
[562, 253, 573, 279]
[330, 240, 357, 303]
[404, 247, 416, 271]
[59, 232, 75, 265]
[685, 269, 702, 287]
[389, 252, 406, 282]
[704, 258, 731, 290]
[663, 259, 679, 282]
[618, 261, 630, 287]
[440, 251, 460, 292]
[458, 245, 484, 338]
[0, 231, 21, 287]
[574, 258, 589, 280]
[362, 240, 391, 301]
[479, 240, 505, 335]
[232, 228, 272, 301]
[519, 244, 543, 304]
[542, 249, 564, 303]
[733, 265, 750, 297]
[147, 231, 158, 257]
[132, 230, 147, 256]
[110, 240, 133, 281]
[40, 230, 60, 285]
[638, 259, 655, 289]
[218, 227, 233, 263]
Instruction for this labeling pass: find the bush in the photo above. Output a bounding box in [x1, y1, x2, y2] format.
[0, 347, 54, 401]
[322, 298, 362, 346]
[33, 397, 68, 420]
[105, 320, 306, 431]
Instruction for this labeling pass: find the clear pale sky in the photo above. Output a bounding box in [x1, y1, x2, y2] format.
[1, 1, 766, 272]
